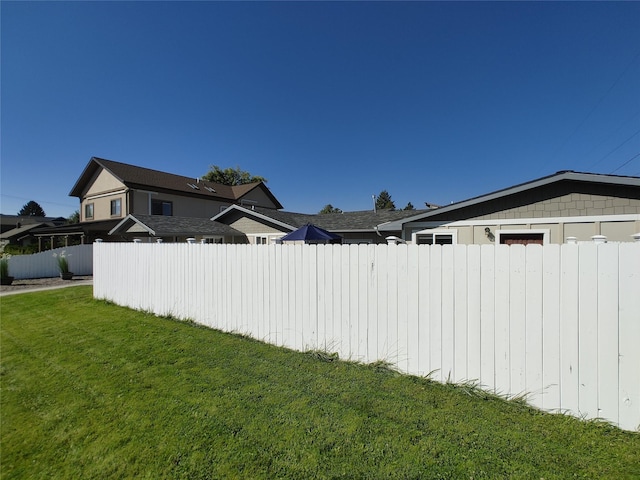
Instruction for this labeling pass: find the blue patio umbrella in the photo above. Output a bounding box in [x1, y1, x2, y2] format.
[279, 224, 342, 243]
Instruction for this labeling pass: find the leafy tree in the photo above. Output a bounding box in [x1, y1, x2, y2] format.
[67, 210, 80, 224]
[18, 200, 46, 217]
[375, 190, 395, 211]
[319, 204, 342, 214]
[202, 165, 267, 186]
[403, 202, 415, 211]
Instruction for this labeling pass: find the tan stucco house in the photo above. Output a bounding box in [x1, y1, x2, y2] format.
[32, 157, 283, 246]
[71, 157, 282, 223]
[379, 171, 640, 245]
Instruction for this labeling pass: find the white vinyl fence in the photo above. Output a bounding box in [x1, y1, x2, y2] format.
[6, 244, 93, 279]
[93, 242, 640, 431]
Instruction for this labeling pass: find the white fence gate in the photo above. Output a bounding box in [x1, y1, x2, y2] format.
[6, 244, 93, 279]
[93, 242, 640, 431]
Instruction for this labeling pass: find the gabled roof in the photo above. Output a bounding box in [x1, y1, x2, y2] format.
[109, 214, 244, 237]
[0, 222, 52, 240]
[69, 157, 283, 209]
[211, 205, 430, 233]
[31, 219, 123, 236]
[0, 214, 66, 228]
[379, 170, 640, 231]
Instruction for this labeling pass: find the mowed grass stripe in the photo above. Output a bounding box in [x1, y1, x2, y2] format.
[1, 287, 639, 479]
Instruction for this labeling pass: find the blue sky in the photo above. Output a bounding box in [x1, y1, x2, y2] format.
[2, 1, 639, 218]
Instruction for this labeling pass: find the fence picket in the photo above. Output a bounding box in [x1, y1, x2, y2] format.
[509, 245, 527, 396]
[494, 245, 511, 394]
[479, 245, 496, 390]
[618, 243, 640, 431]
[560, 244, 580, 414]
[541, 244, 561, 410]
[453, 245, 468, 381]
[467, 245, 482, 383]
[525, 245, 544, 408]
[429, 246, 443, 381]
[578, 243, 599, 419]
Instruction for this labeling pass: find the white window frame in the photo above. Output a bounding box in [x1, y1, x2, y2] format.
[412, 229, 457, 245]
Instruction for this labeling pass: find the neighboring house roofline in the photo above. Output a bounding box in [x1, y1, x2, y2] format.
[211, 205, 298, 232]
[69, 157, 283, 209]
[31, 219, 123, 237]
[110, 214, 156, 236]
[109, 214, 245, 238]
[213, 204, 430, 234]
[0, 222, 52, 240]
[380, 170, 640, 231]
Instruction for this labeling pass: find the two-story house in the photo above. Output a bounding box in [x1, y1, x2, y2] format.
[32, 157, 283, 248]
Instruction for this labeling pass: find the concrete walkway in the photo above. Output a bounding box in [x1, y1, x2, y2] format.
[0, 278, 93, 297]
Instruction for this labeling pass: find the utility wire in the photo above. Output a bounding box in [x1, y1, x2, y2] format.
[0, 193, 78, 209]
[558, 51, 640, 154]
[542, 50, 640, 173]
[590, 127, 640, 168]
[609, 152, 640, 174]
[584, 109, 640, 168]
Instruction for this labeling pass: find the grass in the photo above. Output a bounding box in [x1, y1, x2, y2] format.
[2, 287, 639, 479]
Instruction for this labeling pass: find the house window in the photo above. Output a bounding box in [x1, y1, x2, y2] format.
[110, 199, 121, 217]
[151, 200, 173, 216]
[85, 203, 94, 220]
[414, 230, 457, 245]
[202, 237, 223, 244]
[496, 229, 549, 245]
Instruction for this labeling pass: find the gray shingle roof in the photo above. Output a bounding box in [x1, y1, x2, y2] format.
[217, 206, 430, 232]
[110, 214, 244, 237]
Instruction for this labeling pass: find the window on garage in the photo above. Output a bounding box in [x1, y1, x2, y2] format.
[498, 232, 545, 245]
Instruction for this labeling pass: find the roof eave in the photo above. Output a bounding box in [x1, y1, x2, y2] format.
[211, 205, 295, 231]
[109, 214, 155, 236]
[380, 171, 640, 229]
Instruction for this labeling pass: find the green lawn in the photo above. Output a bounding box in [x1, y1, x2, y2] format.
[1, 287, 639, 479]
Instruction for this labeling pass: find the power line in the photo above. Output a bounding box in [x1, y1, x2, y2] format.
[0, 194, 77, 209]
[584, 109, 640, 167]
[609, 152, 640, 174]
[589, 127, 640, 169]
[541, 50, 640, 174]
[557, 51, 640, 155]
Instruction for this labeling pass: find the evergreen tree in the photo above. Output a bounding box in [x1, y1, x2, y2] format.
[18, 200, 46, 217]
[375, 190, 395, 211]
